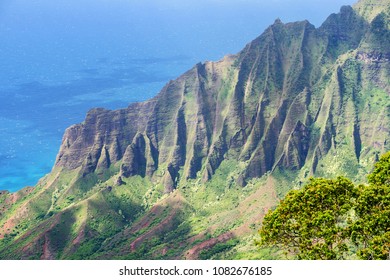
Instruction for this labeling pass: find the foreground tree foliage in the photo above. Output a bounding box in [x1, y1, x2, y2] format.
[350, 152, 390, 260]
[259, 152, 390, 260]
[259, 177, 357, 259]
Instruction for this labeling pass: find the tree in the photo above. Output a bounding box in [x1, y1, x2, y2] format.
[350, 152, 390, 260]
[258, 152, 390, 260]
[367, 151, 390, 186]
[259, 177, 357, 259]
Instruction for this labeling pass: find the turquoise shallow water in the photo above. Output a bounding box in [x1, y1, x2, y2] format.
[0, 0, 356, 192]
[0, 57, 191, 192]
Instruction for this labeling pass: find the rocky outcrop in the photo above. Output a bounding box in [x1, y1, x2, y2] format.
[1, 0, 389, 261]
[54, 3, 389, 190]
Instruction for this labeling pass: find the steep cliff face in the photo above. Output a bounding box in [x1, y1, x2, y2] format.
[54, 4, 389, 191]
[0, 0, 389, 260]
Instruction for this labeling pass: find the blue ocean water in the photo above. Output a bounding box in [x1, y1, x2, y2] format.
[0, 0, 356, 192]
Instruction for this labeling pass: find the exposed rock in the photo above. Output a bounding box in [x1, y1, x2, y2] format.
[278, 121, 310, 170]
[356, 51, 390, 63]
[115, 176, 124, 186]
[121, 133, 147, 178]
[53, 2, 389, 190]
[1, 0, 390, 260]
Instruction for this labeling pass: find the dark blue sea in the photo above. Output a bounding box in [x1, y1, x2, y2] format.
[0, 0, 355, 192]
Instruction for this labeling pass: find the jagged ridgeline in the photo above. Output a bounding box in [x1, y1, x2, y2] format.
[0, 0, 389, 259]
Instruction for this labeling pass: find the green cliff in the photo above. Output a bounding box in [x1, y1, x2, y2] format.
[0, 0, 389, 260]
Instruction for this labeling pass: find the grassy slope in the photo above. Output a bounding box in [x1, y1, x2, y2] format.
[0, 0, 389, 260]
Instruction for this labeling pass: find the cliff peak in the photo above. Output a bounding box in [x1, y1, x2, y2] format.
[0, 0, 389, 260]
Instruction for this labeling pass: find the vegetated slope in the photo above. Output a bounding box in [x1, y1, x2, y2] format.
[0, 0, 389, 260]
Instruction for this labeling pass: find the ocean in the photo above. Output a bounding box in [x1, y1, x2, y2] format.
[0, 0, 355, 192]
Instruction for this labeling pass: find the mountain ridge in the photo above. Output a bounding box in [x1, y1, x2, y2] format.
[53, 3, 389, 190]
[0, 0, 389, 259]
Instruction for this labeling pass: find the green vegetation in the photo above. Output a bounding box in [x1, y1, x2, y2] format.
[0, 0, 389, 260]
[350, 152, 390, 259]
[199, 239, 239, 260]
[258, 152, 390, 259]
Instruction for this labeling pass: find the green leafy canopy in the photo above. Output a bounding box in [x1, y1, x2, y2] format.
[259, 152, 390, 260]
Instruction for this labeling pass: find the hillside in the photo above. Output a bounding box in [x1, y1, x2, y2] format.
[0, 0, 389, 259]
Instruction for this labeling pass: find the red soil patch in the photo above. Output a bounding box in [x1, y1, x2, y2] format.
[129, 205, 165, 235]
[72, 223, 86, 246]
[41, 234, 55, 260]
[0, 172, 60, 239]
[130, 210, 178, 251]
[184, 176, 279, 259]
[128, 192, 187, 252]
[185, 232, 235, 260]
